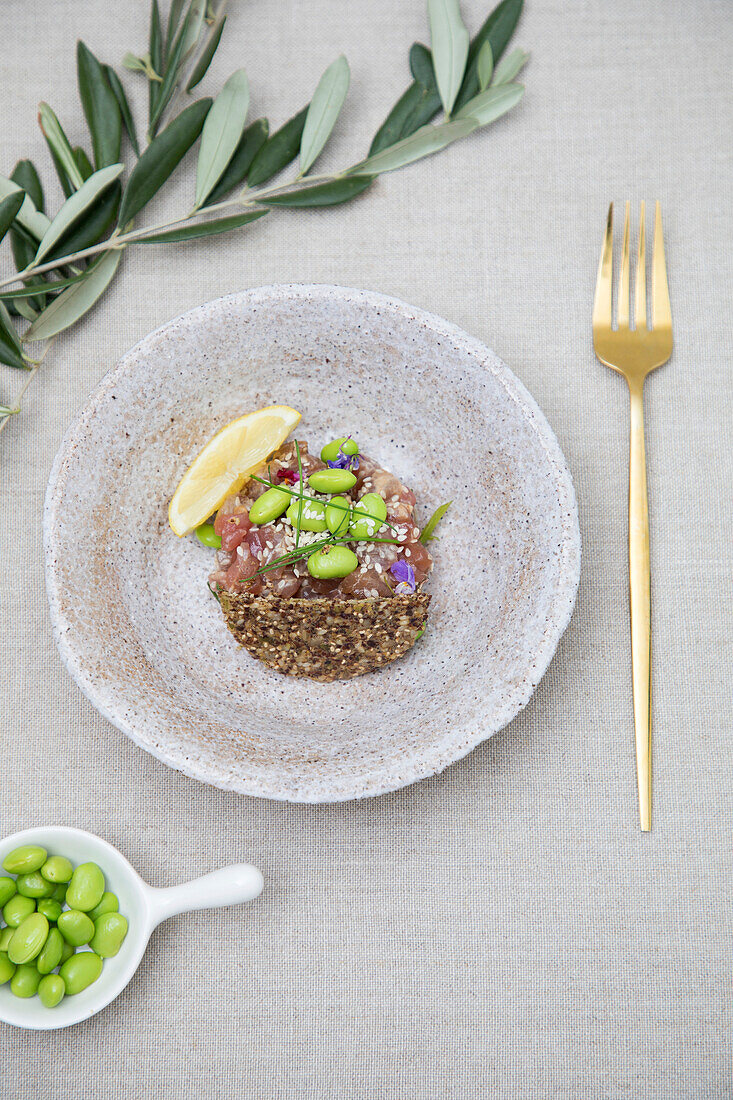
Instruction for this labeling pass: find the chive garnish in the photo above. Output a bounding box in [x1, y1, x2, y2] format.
[419, 501, 452, 544]
[294, 440, 305, 552]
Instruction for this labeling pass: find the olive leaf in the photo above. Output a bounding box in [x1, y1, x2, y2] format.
[8, 163, 47, 312]
[352, 118, 476, 175]
[477, 41, 493, 89]
[104, 66, 140, 155]
[73, 147, 94, 181]
[38, 104, 84, 191]
[0, 177, 50, 241]
[454, 81, 523, 125]
[119, 98, 211, 226]
[369, 81, 439, 155]
[0, 193, 25, 247]
[166, 0, 187, 48]
[46, 183, 120, 261]
[33, 164, 123, 264]
[247, 105, 308, 187]
[409, 43, 435, 87]
[13, 299, 37, 322]
[299, 55, 350, 176]
[77, 41, 122, 169]
[186, 10, 226, 91]
[4, 205, 41, 318]
[180, 0, 207, 61]
[0, 301, 28, 369]
[453, 0, 523, 111]
[149, 1, 196, 134]
[25, 249, 122, 341]
[259, 176, 373, 207]
[491, 46, 529, 85]
[194, 69, 250, 208]
[202, 118, 268, 207]
[10, 160, 44, 212]
[0, 272, 89, 300]
[373, 0, 522, 147]
[138, 209, 267, 242]
[427, 0, 469, 116]
[122, 53, 151, 75]
[149, 0, 164, 122]
[50, 152, 74, 199]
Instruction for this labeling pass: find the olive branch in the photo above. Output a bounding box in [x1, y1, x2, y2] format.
[0, 0, 527, 437]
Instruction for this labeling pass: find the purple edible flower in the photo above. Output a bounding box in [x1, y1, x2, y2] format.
[327, 437, 360, 472]
[390, 559, 416, 594]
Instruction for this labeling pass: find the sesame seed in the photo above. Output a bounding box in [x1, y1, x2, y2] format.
[405, 548, 411, 557]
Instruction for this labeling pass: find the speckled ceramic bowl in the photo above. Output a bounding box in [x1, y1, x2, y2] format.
[45, 285, 580, 802]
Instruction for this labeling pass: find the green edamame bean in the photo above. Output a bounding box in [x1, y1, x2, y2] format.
[16, 871, 56, 899]
[307, 545, 359, 580]
[59, 940, 74, 963]
[10, 963, 40, 998]
[66, 862, 105, 912]
[0, 951, 16, 985]
[0, 927, 14, 951]
[248, 487, 290, 525]
[36, 927, 64, 975]
[0, 876, 17, 906]
[307, 469, 357, 494]
[320, 437, 359, 463]
[38, 974, 65, 1009]
[58, 910, 95, 946]
[91, 913, 128, 958]
[195, 522, 222, 549]
[349, 492, 387, 540]
[3, 894, 36, 928]
[286, 499, 327, 533]
[51, 883, 68, 902]
[8, 913, 49, 964]
[2, 845, 47, 875]
[325, 496, 351, 536]
[37, 898, 62, 923]
[88, 892, 119, 922]
[59, 951, 103, 995]
[40, 855, 73, 883]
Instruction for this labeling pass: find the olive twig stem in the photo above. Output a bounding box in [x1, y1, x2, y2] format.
[0, 167, 359, 292]
[0, 336, 56, 435]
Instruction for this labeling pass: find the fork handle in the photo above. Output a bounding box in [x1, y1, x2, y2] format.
[628, 382, 652, 831]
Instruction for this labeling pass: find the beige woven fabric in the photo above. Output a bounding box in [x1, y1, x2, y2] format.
[1, 0, 731, 1096]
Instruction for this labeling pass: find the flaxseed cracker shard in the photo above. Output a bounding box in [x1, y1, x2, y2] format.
[218, 592, 431, 682]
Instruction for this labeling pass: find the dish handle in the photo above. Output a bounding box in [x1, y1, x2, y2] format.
[145, 864, 264, 927]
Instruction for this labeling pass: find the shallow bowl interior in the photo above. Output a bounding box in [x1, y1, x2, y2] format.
[0, 827, 150, 1031]
[45, 285, 580, 801]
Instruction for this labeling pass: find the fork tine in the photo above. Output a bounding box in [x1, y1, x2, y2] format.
[593, 202, 613, 329]
[617, 201, 631, 328]
[635, 200, 646, 329]
[652, 201, 671, 330]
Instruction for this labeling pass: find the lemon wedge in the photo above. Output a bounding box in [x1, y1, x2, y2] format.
[168, 405, 302, 536]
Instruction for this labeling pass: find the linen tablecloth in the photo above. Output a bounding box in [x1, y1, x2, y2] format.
[2, 1, 731, 1095]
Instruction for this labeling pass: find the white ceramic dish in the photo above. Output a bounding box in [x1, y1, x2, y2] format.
[44, 284, 580, 802]
[0, 826, 263, 1030]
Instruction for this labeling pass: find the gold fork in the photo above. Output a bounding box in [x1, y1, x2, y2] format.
[593, 201, 673, 832]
